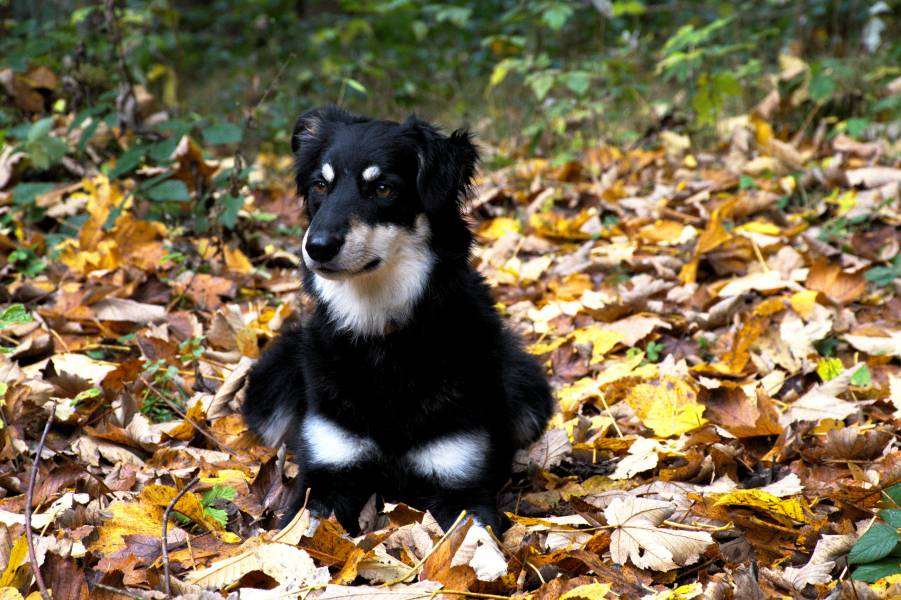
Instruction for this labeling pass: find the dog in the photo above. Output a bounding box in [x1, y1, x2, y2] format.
[242, 106, 553, 532]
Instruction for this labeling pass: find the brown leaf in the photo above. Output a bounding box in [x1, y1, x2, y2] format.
[805, 259, 867, 305]
[421, 519, 477, 592]
[42, 553, 90, 600]
[702, 385, 782, 438]
[184, 274, 237, 310]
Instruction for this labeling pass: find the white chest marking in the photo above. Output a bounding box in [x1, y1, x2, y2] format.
[406, 430, 490, 486]
[312, 215, 434, 337]
[302, 413, 378, 467]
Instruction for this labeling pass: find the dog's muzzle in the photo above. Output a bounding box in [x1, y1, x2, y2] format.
[303, 230, 383, 278]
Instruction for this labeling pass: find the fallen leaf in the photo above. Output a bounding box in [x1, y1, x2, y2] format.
[626, 376, 706, 438]
[604, 496, 713, 571]
[187, 541, 327, 588]
[450, 524, 508, 582]
[559, 582, 613, 600]
[93, 297, 166, 323]
[782, 367, 860, 424]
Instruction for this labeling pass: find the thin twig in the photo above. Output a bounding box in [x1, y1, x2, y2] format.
[25, 403, 56, 600]
[139, 375, 237, 455]
[161, 475, 200, 598]
[92, 582, 148, 600]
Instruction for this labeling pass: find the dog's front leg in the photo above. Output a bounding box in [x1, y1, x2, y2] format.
[283, 464, 376, 533]
[419, 489, 501, 533]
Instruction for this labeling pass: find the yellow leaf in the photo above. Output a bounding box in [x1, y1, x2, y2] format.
[789, 289, 819, 319]
[626, 376, 706, 438]
[140, 484, 224, 531]
[779, 175, 796, 194]
[165, 399, 208, 442]
[835, 191, 857, 216]
[560, 582, 612, 600]
[528, 335, 568, 356]
[478, 217, 521, 240]
[638, 220, 694, 245]
[213, 530, 243, 544]
[529, 209, 594, 241]
[647, 582, 704, 600]
[0, 536, 28, 588]
[201, 469, 252, 487]
[572, 326, 624, 364]
[736, 221, 781, 236]
[750, 114, 774, 147]
[224, 244, 254, 274]
[596, 352, 651, 387]
[556, 378, 600, 414]
[0, 588, 24, 600]
[713, 489, 813, 524]
[88, 500, 165, 554]
[817, 357, 844, 381]
[871, 573, 901, 592]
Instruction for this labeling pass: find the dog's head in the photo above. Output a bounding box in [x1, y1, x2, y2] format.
[292, 106, 478, 280]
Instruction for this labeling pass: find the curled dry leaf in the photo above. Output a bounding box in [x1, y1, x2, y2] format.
[513, 427, 572, 471]
[604, 496, 713, 571]
[450, 524, 508, 582]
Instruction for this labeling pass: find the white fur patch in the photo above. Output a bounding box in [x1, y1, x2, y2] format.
[257, 404, 294, 447]
[406, 430, 489, 486]
[362, 165, 381, 181]
[311, 215, 434, 337]
[302, 413, 378, 467]
[322, 162, 335, 182]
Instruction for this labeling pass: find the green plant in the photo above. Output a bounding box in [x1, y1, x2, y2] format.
[866, 254, 901, 288]
[645, 340, 665, 363]
[140, 358, 182, 422]
[850, 483, 901, 582]
[8, 247, 47, 277]
[173, 484, 237, 529]
[0, 304, 35, 330]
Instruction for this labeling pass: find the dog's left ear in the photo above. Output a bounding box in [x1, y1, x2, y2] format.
[406, 117, 478, 214]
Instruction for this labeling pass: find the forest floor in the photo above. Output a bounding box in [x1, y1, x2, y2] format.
[2, 73, 901, 600]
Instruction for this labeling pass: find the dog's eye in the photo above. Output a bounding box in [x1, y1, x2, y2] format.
[311, 180, 328, 194]
[375, 184, 393, 198]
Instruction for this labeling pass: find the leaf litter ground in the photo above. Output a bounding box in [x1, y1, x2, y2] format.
[2, 109, 901, 599]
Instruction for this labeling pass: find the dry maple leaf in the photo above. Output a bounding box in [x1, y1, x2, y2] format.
[625, 375, 707, 438]
[604, 496, 713, 571]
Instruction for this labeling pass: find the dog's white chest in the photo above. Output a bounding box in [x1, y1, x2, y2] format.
[301, 413, 379, 467]
[404, 430, 489, 485]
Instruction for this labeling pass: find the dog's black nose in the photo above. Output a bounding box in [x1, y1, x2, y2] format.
[305, 232, 344, 262]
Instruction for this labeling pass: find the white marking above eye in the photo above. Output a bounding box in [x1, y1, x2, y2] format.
[405, 430, 489, 486]
[362, 165, 381, 181]
[322, 163, 335, 183]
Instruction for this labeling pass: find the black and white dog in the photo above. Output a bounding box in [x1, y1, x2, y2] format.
[242, 106, 553, 532]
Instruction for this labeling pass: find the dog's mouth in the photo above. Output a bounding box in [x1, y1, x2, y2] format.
[314, 257, 382, 278]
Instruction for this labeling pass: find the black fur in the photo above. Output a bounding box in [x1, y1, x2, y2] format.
[243, 106, 553, 532]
